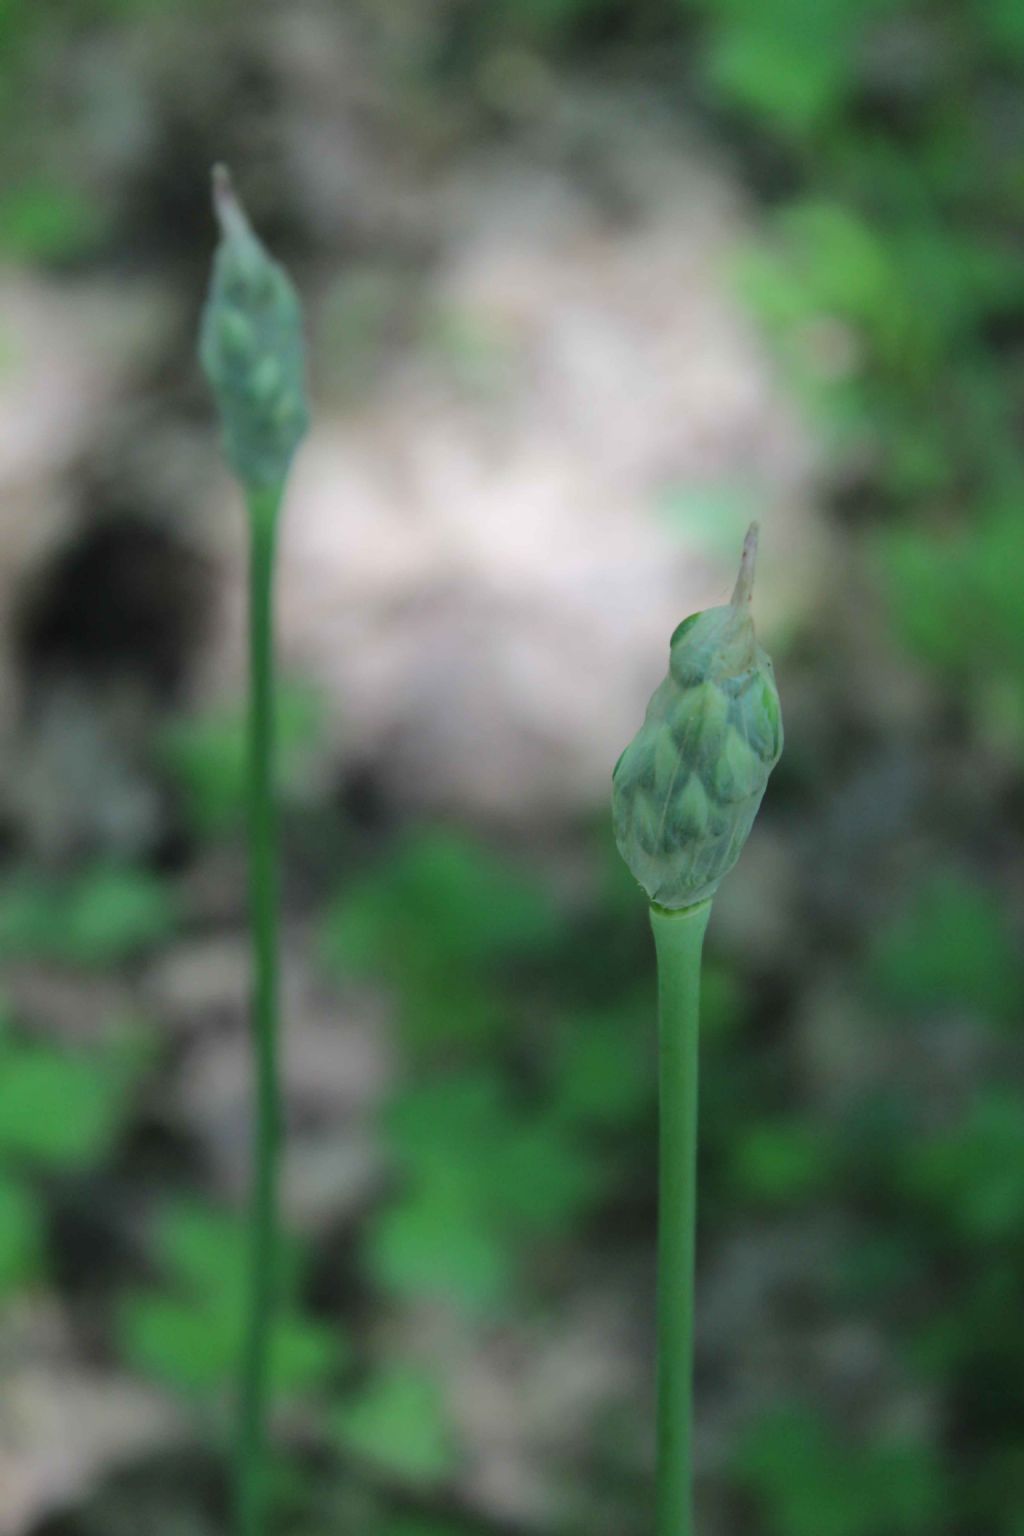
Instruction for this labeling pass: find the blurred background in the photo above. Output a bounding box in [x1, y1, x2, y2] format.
[1, 1, 1023, 1533]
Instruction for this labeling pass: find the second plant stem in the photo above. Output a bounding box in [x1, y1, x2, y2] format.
[651, 897, 712, 1536]
[237, 484, 284, 1536]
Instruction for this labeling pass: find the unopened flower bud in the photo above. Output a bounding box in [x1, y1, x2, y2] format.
[612, 525, 783, 909]
[199, 165, 309, 492]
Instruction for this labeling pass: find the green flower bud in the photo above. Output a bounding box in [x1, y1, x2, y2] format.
[612, 525, 783, 909]
[199, 165, 309, 492]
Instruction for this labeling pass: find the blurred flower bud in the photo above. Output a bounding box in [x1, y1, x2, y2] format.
[199, 165, 309, 493]
[612, 525, 783, 909]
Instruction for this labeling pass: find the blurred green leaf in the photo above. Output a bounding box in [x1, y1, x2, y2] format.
[0, 181, 105, 263]
[730, 1119, 836, 1206]
[982, 0, 1024, 55]
[738, 1405, 944, 1535]
[879, 502, 1024, 706]
[868, 872, 1023, 1023]
[118, 1296, 239, 1392]
[387, 1074, 601, 1235]
[694, 0, 922, 142]
[62, 867, 176, 966]
[321, 829, 563, 1047]
[491, 1116, 602, 1231]
[0, 1035, 137, 1169]
[902, 1093, 1024, 1243]
[551, 1004, 652, 1130]
[736, 201, 928, 376]
[368, 1072, 601, 1313]
[147, 1199, 299, 1303]
[699, 962, 748, 1046]
[0, 864, 176, 968]
[708, 21, 851, 135]
[380, 1521, 469, 1536]
[0, 1170, 42, 1294]
[367, 1181, 512, 1313]
[909, 1263, 1022, 1380]
[335, 1367, 457, 1486]
[324, 829, 560, 976]
[162, 686, 322, 838]
[120, 1292, 337, 1396]
[118, 1199, 341, 1397]
[836, 1230, 925, 1306]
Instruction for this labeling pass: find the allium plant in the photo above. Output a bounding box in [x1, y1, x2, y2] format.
[196, 159, 783, 1536]
[200, 166, 309, 1536]
[613, 525, 783, 1536]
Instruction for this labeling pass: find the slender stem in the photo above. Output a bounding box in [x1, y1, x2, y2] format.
[236, 483, 284, 1536]
[650, 898, 712, 1536]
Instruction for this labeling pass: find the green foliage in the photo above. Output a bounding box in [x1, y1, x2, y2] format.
[0, 1025, 145, 1170]
[692, 22, 1024, 1525]
[0, 864, 176, 968]
[324, 827, 559, 975]
[321, 827, 563, 1047]
[729, 1118, 836, 1206]
[686, 0, 940, 146]
[549, 1000, 652, 1130]
[868, 872, 1023, 1024]
[367, 1071, 602, 1314]
[119, 1199, 341, 1397]
[836, 1230, 925, 1309]
[879, 501, 1024, 738]
[736, 202, 902, 369]
[0, 180, 105, 263]
[335, 1366, 457, 1486]
[0, 1170, 42, 1295]
[368, 1179, 508, 1317]
[685, 0, 1024, 816]
[702, 0, 864, 137]
[737, 1406, 944, 1536]
[699, 960, 748, 1045]
[909, 1257, 1023, 1380]
[380, 1521, 469, 1536]
[0, 1014, 148, 1306]
[161, 685, 322, 838]
[902, 1093, 1024, 1245]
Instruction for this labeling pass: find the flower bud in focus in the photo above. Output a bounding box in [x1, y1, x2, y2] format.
[612, 525, 783, 910]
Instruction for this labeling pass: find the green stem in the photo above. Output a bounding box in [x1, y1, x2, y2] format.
[236, 483, 284, 1536]
[650, 898, 712, 1536]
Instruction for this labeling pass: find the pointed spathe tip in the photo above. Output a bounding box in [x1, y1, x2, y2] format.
[211, 163, 250, 240]
[731, 521, 759, 607]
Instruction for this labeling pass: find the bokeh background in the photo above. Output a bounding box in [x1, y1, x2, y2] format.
[1, 2, 1023, 1534]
